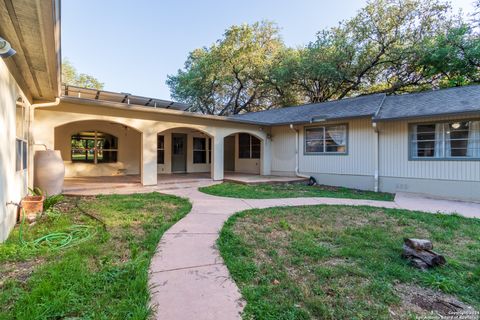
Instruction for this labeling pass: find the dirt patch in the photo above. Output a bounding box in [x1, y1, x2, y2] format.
[320, 257, 354, 267]
[393, 283, 478, 319]
[0, 258, 45, 287]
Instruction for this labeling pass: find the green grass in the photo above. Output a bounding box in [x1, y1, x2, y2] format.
[218, 205, 480, 319]
[0, 193, 191, 320]
[200, 182, 395, 201]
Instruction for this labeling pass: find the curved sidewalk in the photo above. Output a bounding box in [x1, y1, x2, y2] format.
[148, 187, 398, 320]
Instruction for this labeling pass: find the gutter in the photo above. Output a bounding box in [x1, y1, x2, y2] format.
[31, 97, 60, 108]
[289, 124, 310, 179]
[57, 96, 269, 126]
[372, 109, 480, 122]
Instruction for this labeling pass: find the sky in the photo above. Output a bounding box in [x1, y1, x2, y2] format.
[61, 0, 476, 100]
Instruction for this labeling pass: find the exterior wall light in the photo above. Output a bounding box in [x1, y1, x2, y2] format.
[0, 37, 16, 58]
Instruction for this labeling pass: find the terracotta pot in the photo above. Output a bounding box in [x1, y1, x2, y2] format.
[21, 195, 45, 219]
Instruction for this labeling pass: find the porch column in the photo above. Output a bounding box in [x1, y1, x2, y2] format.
[211, 134, 224, 181]
[260, 136, 271, 176]
[141, 129, 157, 186]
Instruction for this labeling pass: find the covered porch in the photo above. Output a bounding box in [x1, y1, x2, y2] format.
[33, 100, 275, 189]
[62, 173, 306, 195]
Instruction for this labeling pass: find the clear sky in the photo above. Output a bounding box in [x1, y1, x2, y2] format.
[61, 0, 476, 100]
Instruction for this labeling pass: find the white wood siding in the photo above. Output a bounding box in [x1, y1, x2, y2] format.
[378, 117, 480, 182]
[271, 126, 296, 174]
[298, 118, 376, 176]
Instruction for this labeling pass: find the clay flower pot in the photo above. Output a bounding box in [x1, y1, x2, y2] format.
[20, 195, 45, 221]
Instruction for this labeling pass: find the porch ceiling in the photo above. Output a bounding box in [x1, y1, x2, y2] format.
[0, 0, 61, 102]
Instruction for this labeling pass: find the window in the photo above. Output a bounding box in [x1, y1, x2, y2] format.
[193, 137, 207, 163]
[16, 139, 27, 171]
[238, 133, 261, 159]
[71, 131, 118, 163]
[157, 135, 165, 164]
[305, 125, 347, 154]
[208, 138, 212, 163]
[16, 97, 28, 172]
[411, 120, 480, 159]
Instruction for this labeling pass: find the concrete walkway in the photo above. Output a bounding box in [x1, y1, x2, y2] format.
[148, 187, 399, 320]
[394, 192, 480, 219]
[64, 180, 480, 319]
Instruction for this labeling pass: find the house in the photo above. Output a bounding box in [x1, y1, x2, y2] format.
[1, 0, 479, 242]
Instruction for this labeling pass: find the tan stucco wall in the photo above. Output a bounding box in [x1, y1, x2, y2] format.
[33, 101, 270, 184]
[54, 120, 141, 177]
[232, 134, 261, 174]
[157, 128, 212, 174]
[0, 60, 30, 242]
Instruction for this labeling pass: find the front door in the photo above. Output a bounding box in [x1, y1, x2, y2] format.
[171, 133, 187, 172]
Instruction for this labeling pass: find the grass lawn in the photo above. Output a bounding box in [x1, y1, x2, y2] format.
[219, 205, 480, 319]
[200, 182, 395, 201]
[0, 193, 191, 320]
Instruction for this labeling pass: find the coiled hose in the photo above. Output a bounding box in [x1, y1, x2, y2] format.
[19, 207, 98, 250]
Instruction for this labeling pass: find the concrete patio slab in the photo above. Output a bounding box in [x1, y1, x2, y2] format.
[223, 173, 307, 185]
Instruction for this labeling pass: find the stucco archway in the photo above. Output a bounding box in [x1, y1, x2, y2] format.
[54, 120, 142, 178]
[156, 126, 217, 179]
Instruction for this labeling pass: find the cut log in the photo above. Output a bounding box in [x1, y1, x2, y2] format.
[410, 258, 429, 270]
[402, 244, 446, 268]
[404, 238, 433, 250]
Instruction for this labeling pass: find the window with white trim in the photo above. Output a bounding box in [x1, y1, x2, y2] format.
[238, 133, 260, 159]
[16, 97, 28, 171]
[411, 120, 480, 159]
[305, 125, 347, 154]
[193, 137, 207, 164]
[157, 135, 164, 164]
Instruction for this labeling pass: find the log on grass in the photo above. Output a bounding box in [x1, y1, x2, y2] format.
[402, 244, 446, 268]
[404, 238, 433, 251]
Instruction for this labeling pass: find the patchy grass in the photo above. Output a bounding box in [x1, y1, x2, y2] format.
[200, 182, 394, 201]
[218, 205, 480, 319]
[0, 193, 191, 320]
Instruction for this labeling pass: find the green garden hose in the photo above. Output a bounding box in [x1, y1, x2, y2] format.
[19, 207, 97, 250]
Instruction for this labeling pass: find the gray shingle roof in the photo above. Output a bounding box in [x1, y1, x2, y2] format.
[231, 94, 386, 125]
[374, 85, 480, 121]
[230, 85, 480, 125]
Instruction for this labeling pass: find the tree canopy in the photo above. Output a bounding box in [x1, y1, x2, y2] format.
[62, 58, 104, 90]
[168, 0, 480, 115]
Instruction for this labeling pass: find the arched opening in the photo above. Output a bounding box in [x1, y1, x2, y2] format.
[155, 127, 215, 181]
[71, 131, 118, 164]
[223, 132, 263, 177]
[54, 120, 141, 178]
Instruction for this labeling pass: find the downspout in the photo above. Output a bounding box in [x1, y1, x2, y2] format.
[371, 94, 386, 193]
[28, 98, 61, 187]
[372, 122, 379, 192]
[289, 124, 310, 179]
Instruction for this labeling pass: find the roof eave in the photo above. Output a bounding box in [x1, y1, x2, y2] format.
[266, 114, 376, 126]
[373, 110, 480, 122]
[47, 96, 269, 126]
